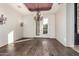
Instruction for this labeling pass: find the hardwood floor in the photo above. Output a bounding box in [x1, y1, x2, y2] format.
[0, 39, 79, 56]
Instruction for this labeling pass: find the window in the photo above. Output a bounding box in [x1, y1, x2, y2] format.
[43, 18, 48, 34]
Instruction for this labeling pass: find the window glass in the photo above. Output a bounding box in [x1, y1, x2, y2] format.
[43, 18, 48, 34]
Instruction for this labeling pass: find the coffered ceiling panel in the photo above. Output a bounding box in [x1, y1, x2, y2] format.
[24, 3, 53, 11]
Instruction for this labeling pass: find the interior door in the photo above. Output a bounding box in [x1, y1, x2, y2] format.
[75, 3, 79, 45]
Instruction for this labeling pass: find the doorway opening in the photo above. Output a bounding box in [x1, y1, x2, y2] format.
[8, 31, 14, 44]
[40, 18, 49, 37]
[43, 18, 48, 34]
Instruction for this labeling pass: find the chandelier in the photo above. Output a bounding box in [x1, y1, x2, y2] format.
[0, 14, 7, 24]
[34, 11, 43, 21]
[34, 11, 43, 36]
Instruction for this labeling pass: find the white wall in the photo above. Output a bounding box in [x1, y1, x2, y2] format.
[0, 4, 23, 47]
[55, 4, 75, 47]
[55, 4, 67, 46]
[23, 14, 55, 38]
[66, 3, 74, 47]
[23, 14, 36, 37]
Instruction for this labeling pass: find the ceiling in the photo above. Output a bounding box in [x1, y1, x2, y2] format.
[8, 3, 61, 16]
[24, 3, 53, 11]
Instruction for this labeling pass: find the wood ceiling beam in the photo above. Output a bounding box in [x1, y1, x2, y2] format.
[24, 3, 53, 11]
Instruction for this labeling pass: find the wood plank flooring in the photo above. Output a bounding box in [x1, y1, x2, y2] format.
[0, 39, 79, 56]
